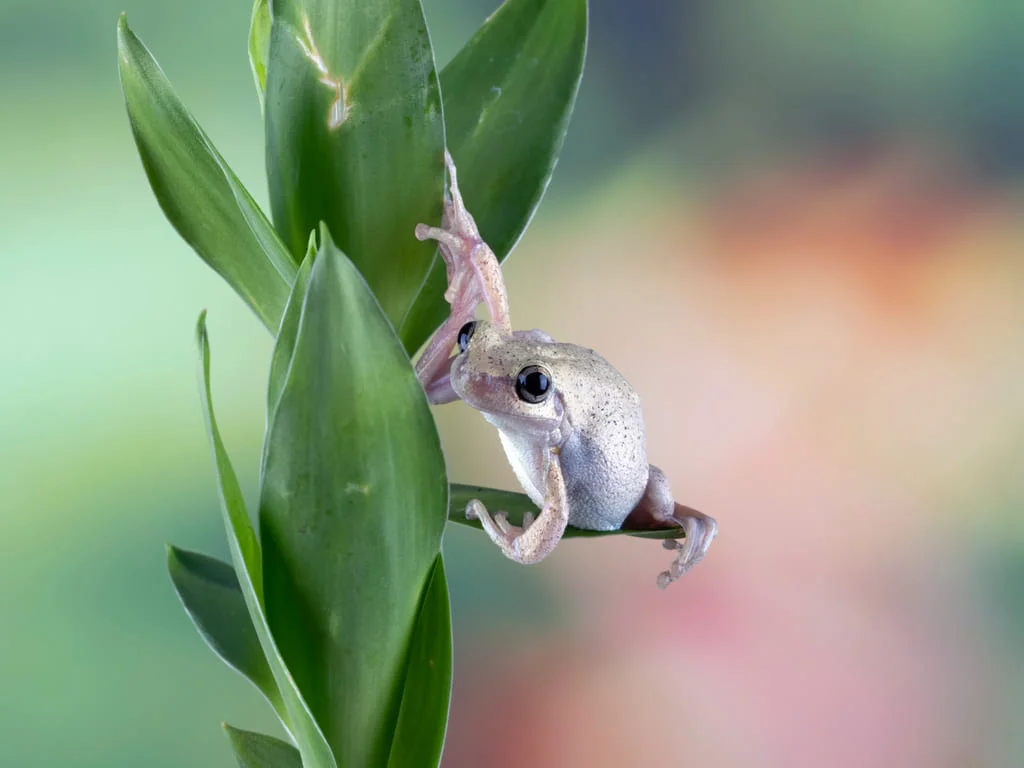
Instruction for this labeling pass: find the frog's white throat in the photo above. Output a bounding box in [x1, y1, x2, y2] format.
[494, 427, 547, 509]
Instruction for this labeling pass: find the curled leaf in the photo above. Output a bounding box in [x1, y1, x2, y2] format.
[249, 0, 272, 111]
[166, 546, 284, 720]
[387, 555, 452, 768]
[118, 15, 295, 331]
[196, 313, 337, 768]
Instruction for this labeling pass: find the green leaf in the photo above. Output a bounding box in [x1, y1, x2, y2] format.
[259, 232, 448, 767]
[387, 556, 452, 768]
[117, 15, 296, 332]
[249, 0, 272, 112]
[224, 724, 302, 768]
[264, 0, 445, 330]
[399, 0, 588, 352]
[166, 546, 285, 720]
[266, 233, 316, 418]
[449, 485, 686, 540]
[196, 313, 337, 768]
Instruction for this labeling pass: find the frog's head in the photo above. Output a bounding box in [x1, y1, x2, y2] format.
[448, 320, 563, 433]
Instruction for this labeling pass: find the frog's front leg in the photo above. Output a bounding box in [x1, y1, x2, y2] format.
[414, 151, 512, 403]
[624, 465, 718, 589]
[466, 450, 568, 564]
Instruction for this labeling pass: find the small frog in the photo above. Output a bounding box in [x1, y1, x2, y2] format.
[414, 153, 716, 588]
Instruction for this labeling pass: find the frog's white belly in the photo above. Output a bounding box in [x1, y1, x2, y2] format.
[494, 428, 646, 532]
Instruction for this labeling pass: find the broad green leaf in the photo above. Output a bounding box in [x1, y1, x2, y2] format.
[259, 233, 448, 767]
[264, 0, 445, 328]
[196, 314, 337, 768]
[249, 0, 272, 112]
[166, 546, 285, 720]
[399, 0, 588, 352]
[387, 556, 452, 768]
[117, 16, 296, 331]
[449, 485, 686, 540]
[224, 724, 302, 768]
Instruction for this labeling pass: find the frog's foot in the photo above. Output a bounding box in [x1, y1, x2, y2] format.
[623, 465, 717, 589]
[412, 152, 512, 397]
[414, 151, 510, 333]
[465, 499, 564, 565]
[656, 511, 718, 590]
[415, 151, 479, 268]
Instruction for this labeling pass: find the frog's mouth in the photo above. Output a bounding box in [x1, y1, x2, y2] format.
[449, 354, 516, 417]
[449, 355, 490, 408]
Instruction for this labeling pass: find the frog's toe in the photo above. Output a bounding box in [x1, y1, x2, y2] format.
[467, 501, 523, 545]
[493, 511, 515, 536]
[656, 570, 673, 590]
[655, 541, 684, 590]
[655, 513, 717, 589]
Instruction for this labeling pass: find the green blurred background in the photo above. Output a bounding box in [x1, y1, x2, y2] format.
[4, 0, 1024, 765]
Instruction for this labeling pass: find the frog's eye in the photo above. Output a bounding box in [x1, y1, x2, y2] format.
[515, 365, 552, 404]
[457, 321, 477, 353]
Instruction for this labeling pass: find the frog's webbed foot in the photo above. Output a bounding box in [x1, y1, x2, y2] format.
[414, 151, 511, 402]
[656, 510, 717, 590]
[465, 456, 566, 565]
[466, 500, 564, 565]
[623, 464, 717, 589]
[414, 151, 510, 332]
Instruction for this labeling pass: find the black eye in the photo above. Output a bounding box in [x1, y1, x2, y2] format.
[515, 365, 551, 404]
[457, 321, 477, 353]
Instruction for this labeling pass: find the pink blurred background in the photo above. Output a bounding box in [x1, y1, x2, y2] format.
[3, 0, 1023, 765]
[438, 152, 1024, 767]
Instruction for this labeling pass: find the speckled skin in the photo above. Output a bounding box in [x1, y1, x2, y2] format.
[451, 322, 648, 532]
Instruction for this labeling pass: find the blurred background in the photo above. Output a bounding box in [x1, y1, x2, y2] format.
[3, 0, 1024, 765]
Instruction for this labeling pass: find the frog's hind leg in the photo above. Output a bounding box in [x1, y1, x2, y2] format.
[623, 464, 717, 589]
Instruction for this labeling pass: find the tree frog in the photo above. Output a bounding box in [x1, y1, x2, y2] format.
[414, 153, 716, 588]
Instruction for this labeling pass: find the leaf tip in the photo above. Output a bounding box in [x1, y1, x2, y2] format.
[221, 722, 243, 746]
[195, 310, 212, 386]
[166, 542, 183, 565]
[316, 221, 332, 249]
[306, 226, 321, 258]
[116, 13, 132, 66]
[195, 308, 209, 341]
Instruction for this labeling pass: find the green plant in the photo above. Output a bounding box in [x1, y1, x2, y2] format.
[118, 1, 679, 764]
